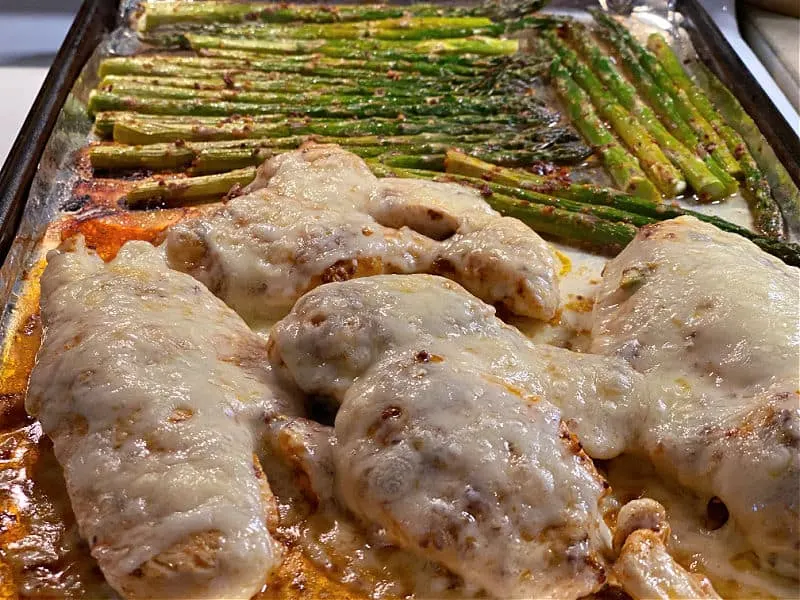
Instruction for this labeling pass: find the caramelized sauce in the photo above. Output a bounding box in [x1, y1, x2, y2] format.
[0, 182, 378, 599]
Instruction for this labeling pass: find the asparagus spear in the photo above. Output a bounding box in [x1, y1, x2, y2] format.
[189, 138, 590, 175]
[98, 58, 399, 81]
[99, 113, 289, 142]
[201, 141, 591, 173]
[98, 74, 457, 100]
[737, 155, 786, 239]
[565, 23, 726, 201]
[97, 55, 473, 80]
[540, 29, 683, 197]
[100, 52, 482, 80]
[97, 83, 341, 104]
[376, 142, 595, 172]
[195, 48, 486, 77]
[125, 166, 257, 208]
[647, 33, 784, 238]
[90, 142, 195, 171]
[185, 33, 517, 64]
[443, 150, 800, 261]
[146, 21, 519, 53]
[591, 11, 741, 180]
[210, 17, 506, 42]
[90, 89, 557, 122]
[162, 17, 505, 43]
[102, 113, 532, 144]
[98, 113, 251, 139]
[135, 3, 470, 31]
[89, 132, 548, 172]
[549, 57, 660, 201]
[591, 23, 738, 197]
[691, 61, 800, 236]
[374, 153, 446, 171]
[445, 149, 709, 216]
[191, 144, 380, 172]
[96, 81, 433, 104]
[186, 36, 326, 56]
[97, 61, 494, 101]
[98, 70, 450, 95]
[372, 36, 518, 56]
[444, 149, 648, 208]
[479, 191, 638, 250]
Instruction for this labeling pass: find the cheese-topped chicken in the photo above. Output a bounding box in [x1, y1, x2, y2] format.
[244, 141, 378, 210]
[166, 188, 435, 324]
[270, 274, 641, 460]
[26, 238, 300, 599]
[273, 219, 800, 591]
[336, 346, 613, 598]
[592, 216, 800, 580]
[367, 177, 498, 239]
[368, 178, 560, 317]
[270, 274, 720, 599]
[166, 144, 559, 323]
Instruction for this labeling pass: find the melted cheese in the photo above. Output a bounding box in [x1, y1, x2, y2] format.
[259, 417, 482, 599]
[244, 142, 378, 210]
[166, 145, 560, 324]
[604, 456, 800, 599]
[592, 217, 800, 580]
[367, 177, 498, 239]
[270, 274, 642, 460]
[435, 216, 560, 320]
[166, 187, 435, 325]
[26, 239, 301, 599]
[335, 346, 613, 598]
[270, 262, 798, 598]
[5, 194, 796, 600]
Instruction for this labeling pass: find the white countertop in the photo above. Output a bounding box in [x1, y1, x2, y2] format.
[0, 8, 76, 168]
[0, 68, 49, 167]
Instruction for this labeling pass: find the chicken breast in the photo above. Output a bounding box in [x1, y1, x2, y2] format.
[267, 274, 499, 399]
[166, 144, 559, 323]
[244, 141, 377, 210]
[434, 216, 560, 321]
[592, 216, 800, 579]
[592, 216, 798, 396]
[368, 178, 560, 319]
[269, 274, 641, 460]
[270, 275, 718, 598]
[335, 346, 613, 598]
[26, 238, 300, 599]
[166, 188, 434, 324]
[367, 177, 498, 239]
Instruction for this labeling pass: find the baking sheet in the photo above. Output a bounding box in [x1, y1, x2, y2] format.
[0, 1, 798, 597]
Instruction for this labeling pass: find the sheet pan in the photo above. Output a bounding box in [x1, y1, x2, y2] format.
[0, 1, 797, 596]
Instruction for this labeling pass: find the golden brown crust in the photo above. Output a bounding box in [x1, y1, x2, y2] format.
[115, 530, 225, 599]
